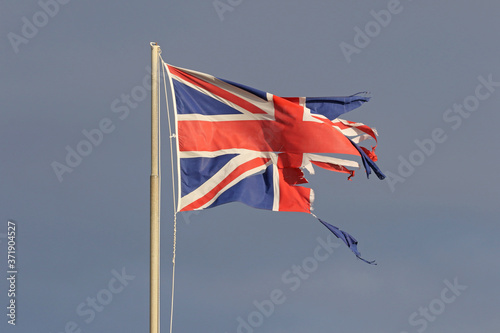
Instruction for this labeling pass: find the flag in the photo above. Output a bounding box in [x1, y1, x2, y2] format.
[166, 63, 384, 264]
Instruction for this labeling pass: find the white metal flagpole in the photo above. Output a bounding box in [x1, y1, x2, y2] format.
[150, 41, 161, 333]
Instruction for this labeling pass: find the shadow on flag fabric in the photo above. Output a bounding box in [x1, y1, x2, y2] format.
[166, 63, 384, 264]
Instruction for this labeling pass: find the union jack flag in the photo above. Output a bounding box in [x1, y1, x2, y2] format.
[165, 63, 384, 264]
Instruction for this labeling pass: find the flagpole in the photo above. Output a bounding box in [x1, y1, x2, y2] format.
[150, 41, 161, 333]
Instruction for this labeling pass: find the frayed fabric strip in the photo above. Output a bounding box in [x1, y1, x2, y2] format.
[314, 216, 376, 265]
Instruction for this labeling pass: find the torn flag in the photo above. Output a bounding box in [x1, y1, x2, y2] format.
[166, 63, 383, 264]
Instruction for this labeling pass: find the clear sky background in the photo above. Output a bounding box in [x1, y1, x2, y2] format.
[1, 1, 499, 332]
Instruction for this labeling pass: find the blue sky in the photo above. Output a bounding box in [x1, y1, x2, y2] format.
[1, 1, 499, 332]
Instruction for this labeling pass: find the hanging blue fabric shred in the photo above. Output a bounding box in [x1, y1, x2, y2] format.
[348, 138, 386, 180]
[318, 218, 376, 265]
